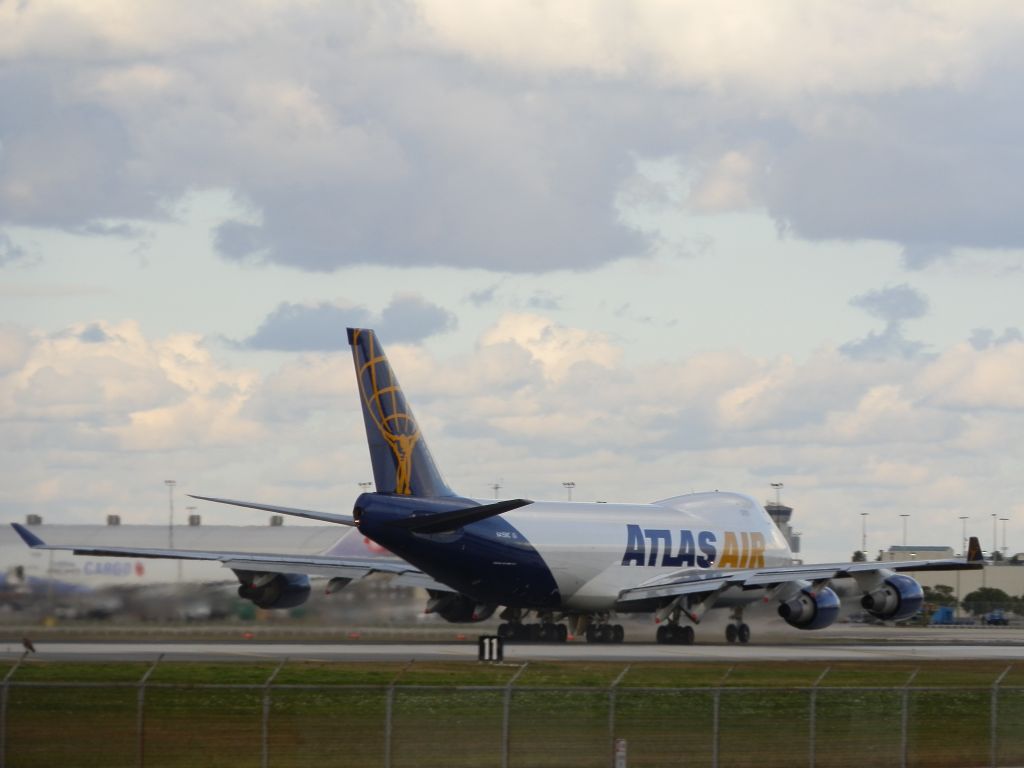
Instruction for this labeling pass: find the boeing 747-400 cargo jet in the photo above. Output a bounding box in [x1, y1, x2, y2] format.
[13, 328, 983, 644]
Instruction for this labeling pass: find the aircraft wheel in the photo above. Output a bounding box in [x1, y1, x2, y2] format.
[497, 623, 511, 640]
[557, 624, 568, 642]
[600, 625, 615, 643]
[738, 623, 751, 644]
[586, 626, 598, 643]
[612, 624, 625, 644]
[656, 625, 669, 644]
[528, 623, 541, 642]
[681, 625, 695, 645]
[725, 624, 738, 643]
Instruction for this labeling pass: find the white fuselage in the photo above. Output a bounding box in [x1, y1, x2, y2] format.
[500, 491, 793, 611]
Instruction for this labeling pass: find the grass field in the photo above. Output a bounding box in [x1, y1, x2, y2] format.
[3, 659, 1022, 767]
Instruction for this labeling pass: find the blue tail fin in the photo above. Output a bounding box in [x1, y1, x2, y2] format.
[347, 328, 454, 497]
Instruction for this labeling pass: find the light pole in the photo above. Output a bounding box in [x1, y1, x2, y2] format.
[562, 482, 575, 502]
[164, 480, 176, 549]
[899, 513, 910, 546]
[1000, 517, 1009, 557]
[770, 482, 784, 507]
[491, 481, 502, 500]
[992, 513, 998, 558]
[860, 512, 869, 554]
[165, 479, 179, 581]
[959, 516, 969, 556]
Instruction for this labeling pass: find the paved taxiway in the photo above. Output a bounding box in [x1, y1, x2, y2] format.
[4, 639, 1024, 663]
[3, 626, 1021, 662]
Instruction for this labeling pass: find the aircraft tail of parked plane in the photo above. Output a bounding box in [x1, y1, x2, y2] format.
[12, 328, 985, 645]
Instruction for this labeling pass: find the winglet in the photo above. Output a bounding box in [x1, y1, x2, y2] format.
[966, 536, 983, 562]
[11, 523, 46, 549]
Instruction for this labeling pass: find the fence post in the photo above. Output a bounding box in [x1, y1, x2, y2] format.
[384, 685, 395, 768]
[711, 688, 720, 768]
[261, 659, 287, 768]
[900, 668, 918, 768]
[0, 652, 27, 767]
[502, 664, 528, 768]
[136, 655, 163, 768]
[808, 667, 830, 768]
[990, 666, 1011, 768]
[608, 666, 630, 768]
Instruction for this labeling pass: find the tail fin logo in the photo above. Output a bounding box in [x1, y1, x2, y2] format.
[351, 329, 421, 495]
[966, 536, 983, 563]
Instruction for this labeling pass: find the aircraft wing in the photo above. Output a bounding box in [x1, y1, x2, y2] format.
[615, 556, 982, 610]
[10, 523, 451, 589]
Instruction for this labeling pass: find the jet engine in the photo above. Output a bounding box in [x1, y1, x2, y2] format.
[778, 586, 840, 630]
[860, 574, 923, 621]
[234, 571, 311, 609]
[424, 590, 496, 623]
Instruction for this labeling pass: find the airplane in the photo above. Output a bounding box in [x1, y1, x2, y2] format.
[12, 328, 984, 645]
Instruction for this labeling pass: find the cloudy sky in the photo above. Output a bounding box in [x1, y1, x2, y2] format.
[2, 1, 1023, 562]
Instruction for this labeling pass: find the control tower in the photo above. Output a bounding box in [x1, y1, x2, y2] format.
[764, 501, 801, 554]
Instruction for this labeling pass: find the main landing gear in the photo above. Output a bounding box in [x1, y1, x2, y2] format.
[655, 601, 696, 645]
[585, 623, 625, 644]
[496, 609, 568, 643]
[497, 622, 568, 642]
[725, 608, 751, 644]
[655, 623, 695, 645]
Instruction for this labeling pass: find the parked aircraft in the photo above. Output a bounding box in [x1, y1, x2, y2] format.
[13, 328, 983, 644]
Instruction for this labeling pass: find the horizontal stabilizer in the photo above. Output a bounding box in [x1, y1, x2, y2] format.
[188, 495, 356, 526]
[388, 498, 532, 534]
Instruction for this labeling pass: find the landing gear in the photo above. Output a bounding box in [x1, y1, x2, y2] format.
[725, 608, 750, 644]
[655, 623, 694, 645]
[654, 600, 697, 645]
[538, 621, 567, 642]
[497, 609, 569, 643]
[585, 615, 625, 644]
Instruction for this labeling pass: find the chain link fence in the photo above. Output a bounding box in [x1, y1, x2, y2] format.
[1, 656, 1021, 767]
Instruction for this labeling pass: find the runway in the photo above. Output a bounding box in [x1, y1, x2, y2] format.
[5, 637, 1024, 662]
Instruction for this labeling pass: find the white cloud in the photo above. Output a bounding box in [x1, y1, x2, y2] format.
[0, 320, 260, 447]
[914, 341, 1024, 410]
[688, 150, 758, 212]
[413, 1, 1020, 96]
[0, 325, 32, 374]
[480, 314, 620, 381]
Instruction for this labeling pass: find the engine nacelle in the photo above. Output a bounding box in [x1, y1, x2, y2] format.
[424, 591, 496, 623]
[778, 586, 840, 630]
[235, 571, 311, 609]
[860, 574, 923, 621]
